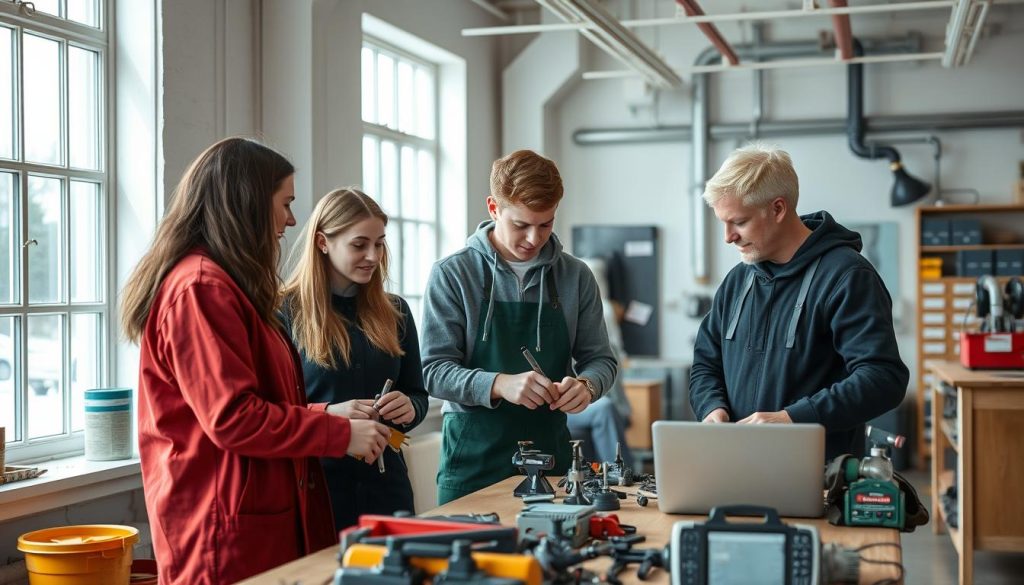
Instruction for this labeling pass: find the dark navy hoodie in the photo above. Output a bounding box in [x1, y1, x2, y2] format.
[690, 211, 909, 460]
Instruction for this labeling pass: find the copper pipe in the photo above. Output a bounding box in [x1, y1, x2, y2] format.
[674, 0, 739, 65]
[829, 0, 854, 60]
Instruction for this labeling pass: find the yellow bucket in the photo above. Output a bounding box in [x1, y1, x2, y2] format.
[17, 525, 140, 585]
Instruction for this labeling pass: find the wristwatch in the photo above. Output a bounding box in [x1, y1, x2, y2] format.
[577, 377, 598, 403]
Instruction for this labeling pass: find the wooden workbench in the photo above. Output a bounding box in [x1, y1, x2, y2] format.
[926, 360, 1024, 585]
[241, 476, 902, 585]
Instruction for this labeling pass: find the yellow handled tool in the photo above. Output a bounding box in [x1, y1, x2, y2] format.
[341, 543, 543, 585]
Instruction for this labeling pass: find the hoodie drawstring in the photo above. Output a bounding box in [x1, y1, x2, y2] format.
[725, 257, 822, 347]
[785, 257, 821, 349]
[481, 251, 498, 342]
[535, 266, 545, 352]
[726, 271, 756, 341]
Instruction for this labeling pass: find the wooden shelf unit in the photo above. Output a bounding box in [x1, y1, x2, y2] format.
[928, 360, 1024, 585]
[913, 204, 1024, 467]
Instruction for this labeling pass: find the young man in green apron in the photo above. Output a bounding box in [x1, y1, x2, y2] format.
[421, 150, 618, 505]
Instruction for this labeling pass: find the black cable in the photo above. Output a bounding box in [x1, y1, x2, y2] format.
[855, 542, 904, 585]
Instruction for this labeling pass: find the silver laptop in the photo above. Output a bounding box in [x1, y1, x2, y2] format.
[652, 421, 825, 517]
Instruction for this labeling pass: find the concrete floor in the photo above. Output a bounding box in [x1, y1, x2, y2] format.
[901, 469, 1024, 584]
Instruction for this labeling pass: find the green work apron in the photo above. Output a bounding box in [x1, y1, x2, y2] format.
[437, 268, 573, 505]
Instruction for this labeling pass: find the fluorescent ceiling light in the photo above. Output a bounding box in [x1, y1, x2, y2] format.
[943, 0, 992, 67]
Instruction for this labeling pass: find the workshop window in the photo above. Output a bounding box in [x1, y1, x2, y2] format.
[361, 37, 439, 324]
[0, 0, 109, 460]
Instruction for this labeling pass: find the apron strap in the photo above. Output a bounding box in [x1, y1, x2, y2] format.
[725, 271, 756, 341]
[785, 257, 821, 349]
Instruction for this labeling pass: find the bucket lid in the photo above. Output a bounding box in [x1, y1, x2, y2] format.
[18, 525, 140, 554]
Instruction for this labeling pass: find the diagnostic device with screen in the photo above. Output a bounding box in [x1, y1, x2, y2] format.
[669, 505, 820, 585]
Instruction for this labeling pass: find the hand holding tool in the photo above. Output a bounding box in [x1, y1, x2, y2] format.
[373, 379, 395, 473]
[520, 346, 546, 378]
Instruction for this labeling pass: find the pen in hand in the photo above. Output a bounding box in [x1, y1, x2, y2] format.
[372, 378, 394, 412]
[520, 346, 546, 378]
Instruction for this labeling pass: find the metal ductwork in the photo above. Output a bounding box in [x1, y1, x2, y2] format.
[848, 38, 931, 207]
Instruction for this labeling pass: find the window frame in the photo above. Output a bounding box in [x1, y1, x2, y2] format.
[361, 35, 441, 320]
[1, 0, 113, 463]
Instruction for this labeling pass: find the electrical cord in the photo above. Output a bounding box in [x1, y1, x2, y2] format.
[856, 542, 904, 585]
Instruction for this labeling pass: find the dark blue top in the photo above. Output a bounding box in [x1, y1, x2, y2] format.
[281, 293, 429, 529]
[689, 211, 909, 460]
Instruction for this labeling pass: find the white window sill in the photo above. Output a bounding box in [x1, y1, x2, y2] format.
[0, 455, 142, 522]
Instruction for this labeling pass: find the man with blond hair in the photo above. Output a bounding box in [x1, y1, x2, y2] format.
[422, 149, 617, 504]
[690, 143, 908, 459]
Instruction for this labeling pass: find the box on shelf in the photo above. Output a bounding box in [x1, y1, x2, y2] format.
[960, 332, 1024, 369]
[995, 248, 1024, 276]
[920, 257, 943, 279]
[957, 250, 993, 277]
[950, 219, 983, 245]
[921, 219, 951, 246]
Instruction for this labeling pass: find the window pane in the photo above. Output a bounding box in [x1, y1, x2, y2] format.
[417, 149, 436, 222]
[28, 175, 63, 304]
[31, 0, 60, 18]
[24, 34, 63, 166]
[0, 316, 14, 440]
[27, 314, 63, 439]
[380, 140, 398, 215]
[68, 46, 100, 170]
[0, 27, 13, 160]
[70, 180, 100, 302]
[397, 60, 414, 134]
[0, 172, 16, 304]
[376, 53, 394, 129]
[400, 145, 416, 219]
[67, 0, 100, 28]
[70, 312, 100, 432]
[415, 66, 435, 140]
[385, 219, 400, 295]
[403, 222, 434, 297]
[362, 136, 378, 200]
[361, 46, 375, 124]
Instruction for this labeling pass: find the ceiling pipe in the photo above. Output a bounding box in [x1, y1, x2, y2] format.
[675, 0, 740, 65]
[848, 38, 932, 206]
[828, 0, 854, 60]
[462, 1, 956, 36]
[572, 110, 1024, 145]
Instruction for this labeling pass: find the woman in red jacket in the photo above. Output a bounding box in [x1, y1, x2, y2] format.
[120, 137, 391, 585]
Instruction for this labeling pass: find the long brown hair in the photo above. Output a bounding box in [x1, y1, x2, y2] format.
[283, 188, 403, 368]
[120, 137, 294, 342]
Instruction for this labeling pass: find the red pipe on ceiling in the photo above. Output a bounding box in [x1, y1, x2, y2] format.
[829, 0, 855, 60]
[674, 0, 740, 66]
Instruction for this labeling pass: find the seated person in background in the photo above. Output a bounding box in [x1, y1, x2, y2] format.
[568, 257, 634, 468]
[689, 143, 908, 460]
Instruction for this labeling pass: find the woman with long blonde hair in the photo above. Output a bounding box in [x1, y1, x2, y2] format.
[282, 188, 428, 530]
[121, 139, 390, 584]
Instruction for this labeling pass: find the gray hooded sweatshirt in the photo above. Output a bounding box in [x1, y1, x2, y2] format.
[421, 221, 618, 413]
